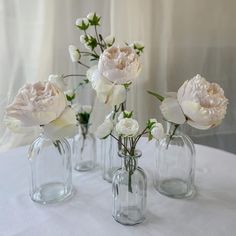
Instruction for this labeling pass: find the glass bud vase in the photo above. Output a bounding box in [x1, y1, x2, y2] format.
[73, 124, 96, 171]
[112, 150, 147, 225]
[28, 133, 73, 204]
[102, 111, 121, 182]
[155, 124, 196, 199]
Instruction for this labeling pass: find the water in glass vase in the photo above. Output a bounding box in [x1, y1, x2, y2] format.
[73, 124, 96, 171]
[28, 133, 73, 204]
[112, 150, 147, 225]
[155, 124, 196, 199]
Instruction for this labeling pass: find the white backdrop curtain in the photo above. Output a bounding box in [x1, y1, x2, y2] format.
[0, 0, 235, 153]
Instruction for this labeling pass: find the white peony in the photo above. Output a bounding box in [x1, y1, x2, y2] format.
[43, 106, 77, 139]
[160, 97, 186, 125]
[87, 66, 126, 106]
[151, 123, 165, 140]
[6, 81, 66, 126]
[98, 46, 141, 85]
[68, 45, 80, 62]
[48, 74, 67, 91]
[116, 118, 139, 137]
[96, 119, 113, 139]
[177, 74, 228, 129]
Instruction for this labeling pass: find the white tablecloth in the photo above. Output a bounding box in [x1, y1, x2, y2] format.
[0, 139, 236, 236]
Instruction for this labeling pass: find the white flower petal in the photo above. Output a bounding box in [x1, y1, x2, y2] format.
[160, 97, 186, 124]
[43, 107, 77, 140]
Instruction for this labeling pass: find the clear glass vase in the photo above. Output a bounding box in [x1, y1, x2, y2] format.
[73, 124, 96, 171]
[102, 111, 121, 182]
[28, 133, 73, 204]
[112, 150, 147, 225]
[155, 123, 196, 198]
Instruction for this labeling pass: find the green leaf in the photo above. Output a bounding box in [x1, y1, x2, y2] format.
[147, 90, 165, 102]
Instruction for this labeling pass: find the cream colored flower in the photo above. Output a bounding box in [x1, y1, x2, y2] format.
[98, 46, 141, 85]
[104, 35, 115, 46]
[177, 74, 228, 129]
[6, 81, 66, 126]
[116, 118, 139, 137]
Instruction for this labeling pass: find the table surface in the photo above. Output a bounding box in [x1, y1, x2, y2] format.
[0, 139, 236, 236]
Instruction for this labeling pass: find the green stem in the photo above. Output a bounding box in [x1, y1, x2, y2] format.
[78, 61, 90, 68]
[63, 74, 86, 79]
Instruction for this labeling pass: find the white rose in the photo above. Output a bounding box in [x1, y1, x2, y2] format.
[98, 46, 141, 85]
[6, 81, 66, 126]
[48, 74, 67, 91]
[68, 45, 80, 62]
[87, 66, 126, 106]
[116, 118, 139, 137]
[43, 106, 77, 139]
[177, 74, 228, 129]
[151, 123, 165, 140]
[104, 35, 115, 46]
[160, 97, 186, 125]
[76, 18, 89, 27]
[82, 105, 92, 114]
[96, 119, 113, 139]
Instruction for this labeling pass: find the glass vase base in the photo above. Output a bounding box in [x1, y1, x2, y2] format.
[113, 206, 145, 225]
[30, 182, 73, 204]
[74, 161, 95, 172]
[103, 167, 120, 183]
[156, 178, 195, 199]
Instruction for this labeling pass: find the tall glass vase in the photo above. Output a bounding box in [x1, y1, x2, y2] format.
[73, 124, 96, 171]
[155, 123, 195, 198]
[28, 133, 73, 204]
[112, 150, 147, 225]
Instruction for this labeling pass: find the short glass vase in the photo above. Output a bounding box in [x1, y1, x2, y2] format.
[155, 124, 196, 199]
[112, 150, 147, 225]
[28, 133, 73, 204]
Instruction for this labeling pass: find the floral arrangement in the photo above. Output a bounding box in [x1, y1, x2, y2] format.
[68, 12, 144, 110]
[148, 74, 228, 136]
[96, 110, 164, 192]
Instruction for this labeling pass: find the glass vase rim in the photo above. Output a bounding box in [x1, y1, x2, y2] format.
[118, 149, 142, 158]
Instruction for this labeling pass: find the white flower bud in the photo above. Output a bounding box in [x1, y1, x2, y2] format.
[151, 123, 165, 140]
[104, 35, 115, 46]
[87, 12, 96, 21]
[82, 105, 92, 114]
[80, 35, 86, 44]
[68, 45, 80, 62]
[76, 18, 89, 27]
